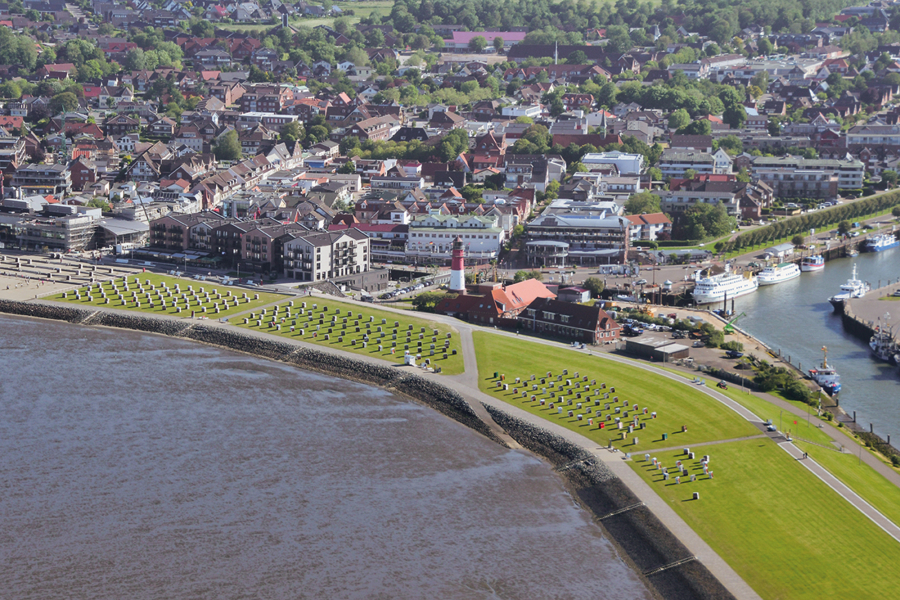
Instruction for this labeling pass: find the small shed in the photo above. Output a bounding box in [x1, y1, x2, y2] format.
[764, 242, 795, 259]
[624, 336, 690, 361]
[557, 286, 591, 303]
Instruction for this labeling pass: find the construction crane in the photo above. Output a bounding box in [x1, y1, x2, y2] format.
[724, 312, 746, 335]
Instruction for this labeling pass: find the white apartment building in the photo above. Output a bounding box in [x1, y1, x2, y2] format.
[658, 149, 732, 178]
[407, 213, 504, 261]
[582, 151, 644, 175]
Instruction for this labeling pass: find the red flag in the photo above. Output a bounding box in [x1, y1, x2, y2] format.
[793, 421, 797, 425]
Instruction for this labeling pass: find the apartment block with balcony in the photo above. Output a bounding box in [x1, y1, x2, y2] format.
[282, 229, 370, 281]
[149, 212, 229, 251]
[10, 163, 71, 197]
[751, 155, 863, 198]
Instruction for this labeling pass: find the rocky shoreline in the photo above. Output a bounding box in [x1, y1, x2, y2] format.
[0, 299, 735, 600]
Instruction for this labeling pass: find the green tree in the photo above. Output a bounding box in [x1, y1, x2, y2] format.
[438, 128, 469, 162]
[49, 92, 78, 115]
[0, 80, 22, 99]
[468, 35, 487, 53]
[892, 206, 900, 218]
[280, 121, 304, 144]
[582, 277, 605, 298]
[791, 234, 805, 246]
[750, 70, 769, 93]
[668, 108, 690, 130]
[412, 291, 455, 312]
[838, 220, 852, 235]
[214, 130, 242, 161]
[716, 135, 743, 155]
[513, 270, 543, 282]
[683, 201, 735, 239]
[493, 36, 505, 53]
[624, 191, 661, 214]
[567, 49, 587, 64]
[678, 119, 712, 136]
[758, 38, 774, 56]
[882, 170, 898, 188]
[85, 197, 111, 212]
[306, 125, 329, 145]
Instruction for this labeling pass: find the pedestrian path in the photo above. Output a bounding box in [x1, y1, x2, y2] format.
[778, 441, 900, 543]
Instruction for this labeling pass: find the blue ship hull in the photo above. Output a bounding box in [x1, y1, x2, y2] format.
[865, 240, 899, 252]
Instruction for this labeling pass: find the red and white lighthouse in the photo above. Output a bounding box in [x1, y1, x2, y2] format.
[449, 236, 466, 293]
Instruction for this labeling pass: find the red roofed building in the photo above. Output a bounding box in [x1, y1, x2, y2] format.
[520, 297, 620, 344]
[625, 213, 673, 242]
[37, 63, 77, 80]
[0, 116, 24, 130]
[434, 279, 557, 325]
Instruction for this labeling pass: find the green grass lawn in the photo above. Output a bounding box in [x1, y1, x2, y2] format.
[231, 297, 464, 375]
[654, 364, 840, 447]
[473, 332, 759, 451]
[630, 440, 900, 599]
[52, 273, 286, 318]
[716, 386, 838, 447]
[796, 440, 900, 530]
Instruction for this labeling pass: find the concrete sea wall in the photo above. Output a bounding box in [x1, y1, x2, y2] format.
[0, 300, 735, 600]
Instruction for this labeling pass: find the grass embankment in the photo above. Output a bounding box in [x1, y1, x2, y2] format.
[654, 363, 838, 446]
[631, 440, 900, 600]
[473, 336, 900, 598]
[473, 332, 760, 451]
[654, 363, 900, 528]
[52, 273, 286, 318]
[231, 297, 465, 375]
[795, 439, 900, 529]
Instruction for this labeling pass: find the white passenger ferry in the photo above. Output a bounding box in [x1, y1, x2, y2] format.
[757, 262, 801, 286]
[693, 269, 758, 304]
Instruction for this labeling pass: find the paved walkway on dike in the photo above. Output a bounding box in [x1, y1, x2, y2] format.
[24, 287, 900, 600]
[778, 441, 900, 543]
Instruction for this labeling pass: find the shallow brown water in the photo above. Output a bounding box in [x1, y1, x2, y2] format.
[0, 315, 652, 600]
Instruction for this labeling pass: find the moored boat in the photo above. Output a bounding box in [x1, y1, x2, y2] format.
[758, 262, 801, 286]
[870, 313, 899, 363]
[828, 263, 870, 311]
[809, 346, 841, 395]
[692, 268, 758, 304]
[863, 233, 899, 253]
[800, 255, 825, 272]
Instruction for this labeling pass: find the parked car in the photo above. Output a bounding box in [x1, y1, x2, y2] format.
[726, 350, 744, 359]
